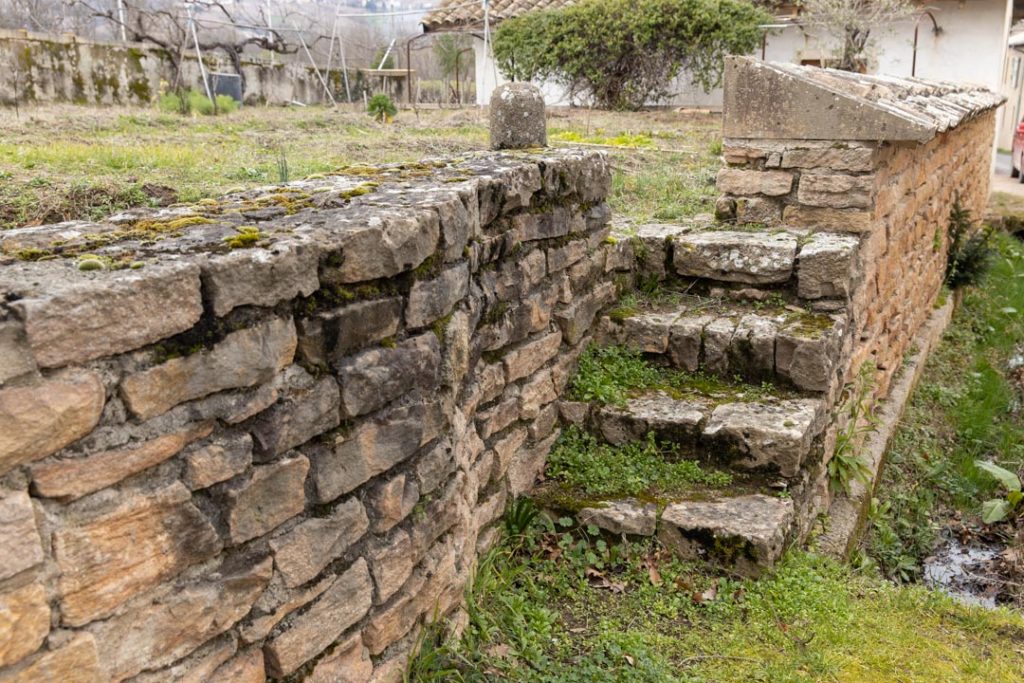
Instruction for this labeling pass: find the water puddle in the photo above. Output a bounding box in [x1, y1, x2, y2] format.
[923, 534, 1003, 608]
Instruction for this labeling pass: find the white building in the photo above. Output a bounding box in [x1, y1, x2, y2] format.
[421, 0, 1020, 143]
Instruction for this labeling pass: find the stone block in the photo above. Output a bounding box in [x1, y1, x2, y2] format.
[31, 422, 213, 502]
[366, 473, 419, 534]
[250, 375, 340, 458]
[320, 297, 403, 360]
[239, 577, 333, 644]
[130, 635, 236, 683]
[0, 633, 101, 683]
[554, 281, 615, 344]
[476, 396, 519, 440]
[702, 399, 825, 477]
[782, 205, 872, 232]
[735, 196, 782, 224]
[0, 489, 43, 581]
[796, 233, 860, 299]
[121, 316, 296, 420]
[596, 393, 706, 447]
[0, 320, 36, 385]
[0, 582, 50, 667]
[407, 263, 470, 328]
[367, 528, 414, 604]
[673, 231, 797, 284]
[0, 371, 104, 476]
[319, 209, 440, 284]
[210, 648, 265, 683]
[263, 558, 373, 677]
[797, 173, 873, 209]
[88, 557, 272, 681]
[225, 455, 309, 545]
[312, 403, 425, 503]
[668, 314, 712, 371]
[54, 482, 222, 626]
[8, 260, 202, 368]
[578, 500, 657, 536]
[415, 439, 455, 496]
[716, 168, 793, 196]
[307, 633, 372, 683]
[490, 82, 546, 150]
[780, 146, 877, 172]
[519, 368, 557, 419]
[336, 333, 439, 418]
[183, 435, 253, 490]
[547, 239, 588, 273]
[269, 497, 369, 588]
[508, 430, 559, 496]
[658, 494, 794, 577]
[201, 240, 319, 316]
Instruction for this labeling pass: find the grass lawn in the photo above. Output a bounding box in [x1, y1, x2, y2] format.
[409, 515, 1024, 683]
[0, 103, 722, 230]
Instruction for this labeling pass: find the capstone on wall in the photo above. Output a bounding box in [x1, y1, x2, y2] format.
[715, 58, 1002, 394]
[0, 149, 622, 682]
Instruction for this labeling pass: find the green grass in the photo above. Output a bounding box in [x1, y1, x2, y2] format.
[409, 512, 1024, 683]
[0, 105, 720, 230]
[867, 231, 1024, 580]
[568, 344, 786, 407]
[545, 426, 732, 501]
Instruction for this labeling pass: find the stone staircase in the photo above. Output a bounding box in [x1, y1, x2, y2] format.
[542, 221, 863, 576]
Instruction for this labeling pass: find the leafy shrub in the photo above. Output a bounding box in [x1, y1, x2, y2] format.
[945, 195, 995, 288]
[975, 460, 1023, 523]
[492, 0, 770, 110]
[568, 345, 661, 405]
[157, 89, 238, 116]
[367, 93, 397, 122]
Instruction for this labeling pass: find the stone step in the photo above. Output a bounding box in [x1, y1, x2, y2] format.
[602, 303, 848, 393]
[591, 391, 827, 478]
[658, 494, 794, 577]
[568, 494, 794, 577]
[625, 223, 860, 300]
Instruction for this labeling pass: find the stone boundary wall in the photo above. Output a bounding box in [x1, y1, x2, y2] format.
[0, 150, 624, 682]
[716, 58, 1001, 395]
[0, 28, 350, 106]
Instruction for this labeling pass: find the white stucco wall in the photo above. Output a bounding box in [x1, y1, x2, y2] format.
[471, 0, 1013, 122]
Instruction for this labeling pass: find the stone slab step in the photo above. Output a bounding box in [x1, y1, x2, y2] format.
[663, 229, 859, 299]
[593, 392, 826, 478]
[603, 304, 847, 392]
[567, 494, 794, 577]
[658, 494, 794, 577]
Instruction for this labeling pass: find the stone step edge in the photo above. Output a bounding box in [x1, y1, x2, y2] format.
[564, 392, 829, 479]
[567, 494, 796, 577]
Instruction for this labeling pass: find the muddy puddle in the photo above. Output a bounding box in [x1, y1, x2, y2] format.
[924, 534, 1004, 608]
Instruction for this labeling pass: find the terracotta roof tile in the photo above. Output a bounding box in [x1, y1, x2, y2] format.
[422, 0, 579, 32]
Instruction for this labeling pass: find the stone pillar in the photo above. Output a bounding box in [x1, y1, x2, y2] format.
[489, 83, 547, 150]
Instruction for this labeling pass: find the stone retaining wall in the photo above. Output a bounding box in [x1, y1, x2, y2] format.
[715, 57, 1002, 394]
[0, 150, 623, 682]
[0, 28, 351, 106]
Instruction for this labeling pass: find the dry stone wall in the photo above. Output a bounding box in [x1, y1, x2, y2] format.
[0, 150, 623, 682]
[0, 28, 350, 106]
[715, 58, 1002, 394]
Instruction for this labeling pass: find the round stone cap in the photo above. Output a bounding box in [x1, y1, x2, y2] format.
[489, 83, 547, 150]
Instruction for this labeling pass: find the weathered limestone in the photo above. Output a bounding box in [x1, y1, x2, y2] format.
[202, 240, 319, 316]
[407, 263, 470, 328]
[120, 316, 297, 420]
[703, 399, 826, 477]
[578, 500, 657, 536]
[673, 231, 797, 284]
[0, 583, 50, 668]
[31, 422, 213, 501]
[659, 495, 795, 577]
[0, 633, 101, 683]
[0, 371, 105, 475]
[596, 393, 706, 447]
[489, 82, 547, 150]
[183, 435, 253, 490]
[5, 261, 203, 368]
[796, 233, 860, 299]
[224, 455, 309, 544]
[716, 168, 793, 196]
[54, 483, 221, 626]
[269, 498, 369, 588]
[263, 559, 373, 677]
[87, 558, 272, 681]
[249, 375, 340, 457]
[336, 334, 440, 418]
[0, 489, 44, 580]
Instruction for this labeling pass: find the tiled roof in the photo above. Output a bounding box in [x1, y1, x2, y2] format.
[422, 0, 578, 32]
